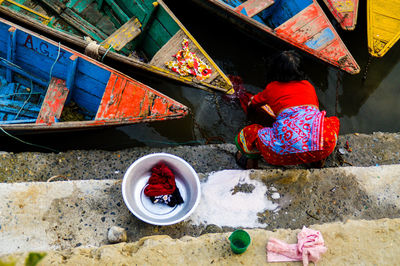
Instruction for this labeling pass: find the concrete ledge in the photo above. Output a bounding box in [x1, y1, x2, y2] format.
[0, 165, 399, 255]
[1, 218, 399, 265]
[0, 132, 400, 183]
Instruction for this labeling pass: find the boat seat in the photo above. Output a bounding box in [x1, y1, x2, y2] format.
[36, 77, 69, 125]
[100, 16, 142, 51]
[234, 0, 275, 17]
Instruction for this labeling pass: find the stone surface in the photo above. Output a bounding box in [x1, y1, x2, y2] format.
[1, 218, 399, 265]
[107, 226, 127, 244]
[0, 132, 399, 263]
[0, 132, 400, 183]
[0, 165, 399, 256]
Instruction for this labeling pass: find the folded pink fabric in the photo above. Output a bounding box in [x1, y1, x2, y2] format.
[267, 226, 327, 266]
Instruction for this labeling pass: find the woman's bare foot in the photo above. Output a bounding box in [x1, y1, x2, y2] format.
[305, 158, 326, 169]
[235, 151, 258, 169]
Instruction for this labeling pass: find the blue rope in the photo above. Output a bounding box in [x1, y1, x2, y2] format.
[14, 79, 34, 119]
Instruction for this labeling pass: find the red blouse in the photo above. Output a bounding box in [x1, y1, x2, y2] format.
[251, 80, 319, 115]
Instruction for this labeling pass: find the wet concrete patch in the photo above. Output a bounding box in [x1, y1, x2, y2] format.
[250, 166, 400, 229]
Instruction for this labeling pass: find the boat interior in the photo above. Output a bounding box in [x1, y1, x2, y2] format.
[0, 21, 110, 125]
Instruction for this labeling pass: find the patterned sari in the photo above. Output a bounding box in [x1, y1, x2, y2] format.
[236, 106, 339, 165]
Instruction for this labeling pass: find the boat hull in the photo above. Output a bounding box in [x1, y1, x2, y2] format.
[0, 0, 233, 93]
[322, 0, 359, 30]
[189, 0, 360, 74]
[367, 0, 400, 57]
[0, 17, 189, 133]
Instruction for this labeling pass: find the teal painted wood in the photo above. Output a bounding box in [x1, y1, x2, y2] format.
[67, 0, 94, 13]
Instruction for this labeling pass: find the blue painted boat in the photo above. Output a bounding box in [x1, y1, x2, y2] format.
[189, 0, 360, 74]
[0, 17, 188, 134]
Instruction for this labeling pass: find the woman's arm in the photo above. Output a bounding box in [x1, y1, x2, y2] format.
[249, 87, 270, 107]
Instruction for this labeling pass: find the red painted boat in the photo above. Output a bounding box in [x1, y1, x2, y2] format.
[0, 17, 188, 134]
[190, 0, 360, 74]
[322, 0, 359, 30]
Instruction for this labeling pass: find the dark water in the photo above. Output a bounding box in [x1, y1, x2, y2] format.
[2, 0, 400, 152]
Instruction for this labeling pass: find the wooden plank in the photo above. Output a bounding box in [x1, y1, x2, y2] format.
[0, 57, 48, 87]
[67, 0, 94, 13]
[103, 0, 129, 23]
[154, 3, 180, 35]
[6, 26, 16, 83]
[1, 0, 53, 25]
[287, 15, 329, 44]
[66, 54, 78, 102]
[123, 1, 159, 52]
[36, 77, 69, 124]
[115, 0, 147, 21]
[100, 16, 142, 51]
[37, 0, 108, 42]
[234, 0, 274, 17]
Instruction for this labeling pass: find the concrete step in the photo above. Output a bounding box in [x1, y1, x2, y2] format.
[1, 218, 399, 265]
[0, 164, 399, 256]
[0, 132, 400, 183]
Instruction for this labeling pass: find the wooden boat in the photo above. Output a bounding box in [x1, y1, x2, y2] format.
[322, 0, 359, 30]
[0, 17, 189, 133]
[189, 0, 360, 74]
[367, 0, 400, 57]
[0, 0, 233, 93]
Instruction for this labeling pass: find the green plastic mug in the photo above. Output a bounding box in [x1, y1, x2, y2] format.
[228, 229, 251, 254]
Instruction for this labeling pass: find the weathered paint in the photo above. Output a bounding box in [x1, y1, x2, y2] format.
[0, 17, 189, 133]
[305, 28, 335, 50]
[96, 73, 186, 121]
[214, 0, 359, 74]
[367, 0, 400, 57]
[0, 0, 233, 93]
[275, 3, 354, 65]
[36, 78, 69, 125]
[322, 0, 359, 30]
[0, 0, 53, 25]
[234, 0, 274, 18]
[261, 0, 312, 28]
[100, 17, 142, 51]
[6, 26, 16, 83]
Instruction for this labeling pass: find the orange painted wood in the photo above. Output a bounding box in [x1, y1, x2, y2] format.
[96, 73, 175, 120]
[234, 0, 275, 17]
[36, 77, 69, 125]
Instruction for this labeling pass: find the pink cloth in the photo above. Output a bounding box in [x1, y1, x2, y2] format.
[267, 227, 327, 266]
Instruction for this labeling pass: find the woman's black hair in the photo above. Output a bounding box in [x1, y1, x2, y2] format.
[266, 50, 306, 83]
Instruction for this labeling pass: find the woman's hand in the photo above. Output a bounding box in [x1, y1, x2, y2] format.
[248, 96, 254, 106]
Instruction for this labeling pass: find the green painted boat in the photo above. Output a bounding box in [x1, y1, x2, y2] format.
[0, 0, 233, 93]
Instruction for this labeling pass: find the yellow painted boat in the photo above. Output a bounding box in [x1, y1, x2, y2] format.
[368, 0, 400, 57]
